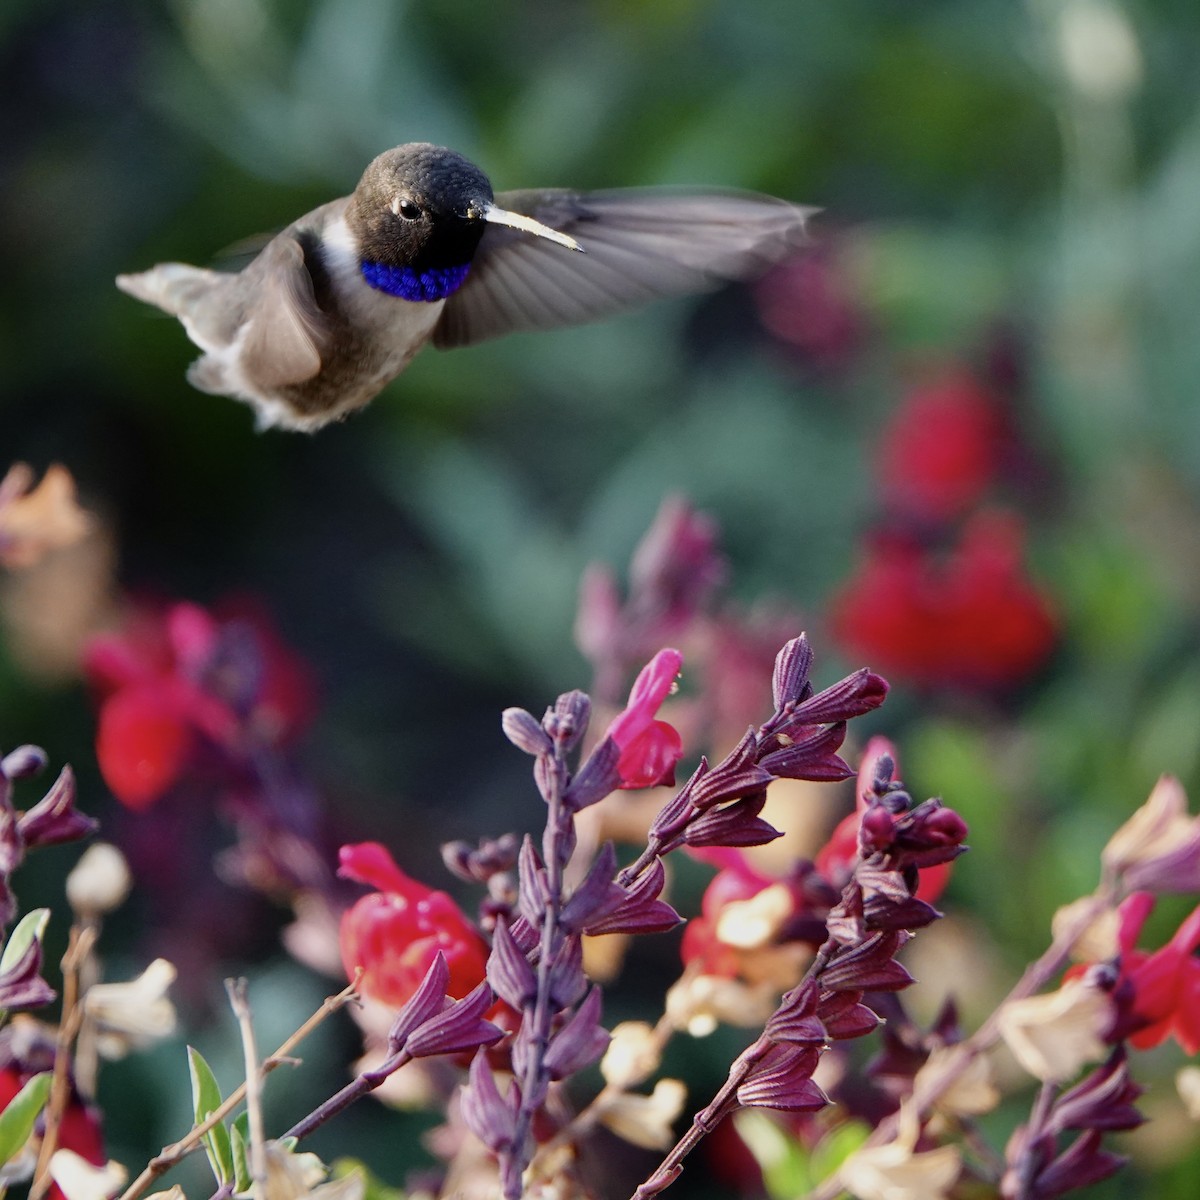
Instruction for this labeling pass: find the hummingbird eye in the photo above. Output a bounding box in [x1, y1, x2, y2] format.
[393, 197, 422, 221]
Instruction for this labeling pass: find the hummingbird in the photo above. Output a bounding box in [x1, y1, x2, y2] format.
[117, 143, 815, 432]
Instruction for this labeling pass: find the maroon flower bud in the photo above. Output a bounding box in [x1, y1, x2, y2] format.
[758, 723, 853, 782]
[460, 1048, 519, 1156]
[764, 981, 826, 1045]
[487, 918, 538, 1010]
[1050, 1051, 1144, 1134]
[771, 635, 815, 710]
[736, 1044, 827, 1111]
[1013, 1129, 1126, 1199]
[818, 991, 882, 1040]
[16, 766, 97, 850]
[789, 667, 890, 725]
[860, 805, 897, 853]
[0, 923, 56, 1011]
[406, 981, 503, 1059]
[821, 931, 914, 993]
[917, 805, 970, 846]
[543, 987, 610, 1079]
[441, 834, 520, 884]
[582, 860, 680, 937]
[564, 738, 621, 811]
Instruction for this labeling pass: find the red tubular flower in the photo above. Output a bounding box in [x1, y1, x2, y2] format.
[1110, 894, 1200, 1054]
[829, 512, 1057, 690]
[605, 648, 685, 789]
[339, 842, 489, 1008]
[84, 598, 315, 810]
[876, 372, 1006, 523]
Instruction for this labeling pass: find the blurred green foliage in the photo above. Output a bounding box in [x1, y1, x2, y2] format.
[3, 0, 1200, 1195]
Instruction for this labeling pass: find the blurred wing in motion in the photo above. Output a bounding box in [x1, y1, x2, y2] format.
[433, 188, 816, 348]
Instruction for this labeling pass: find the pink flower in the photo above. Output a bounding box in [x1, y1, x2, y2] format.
[574, 496, 725, 696]
[1110, 893, 1200, 1055]
[604, 649, 684, 789]
[754, 244, 865, 369]
[339, 843, 489, 1008]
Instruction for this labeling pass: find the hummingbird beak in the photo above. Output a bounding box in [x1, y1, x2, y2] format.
[478, 203, 584, 253]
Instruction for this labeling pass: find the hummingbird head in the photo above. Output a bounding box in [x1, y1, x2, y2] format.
[350, 144, 581, 301]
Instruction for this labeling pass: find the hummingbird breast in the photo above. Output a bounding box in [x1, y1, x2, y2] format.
[254, 206, 447, 430]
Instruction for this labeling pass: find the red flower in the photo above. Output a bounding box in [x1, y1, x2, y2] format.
[84, 599, 315, 810]
[338, 842, 489, 1008]
[1110, 893, 1200, 1055]
[876, 373, 1007, 523]
[605, 649, 685, 789]
[0, 1066, 105, 1200]
[829, 511, 1057, 689]
[681, 849, 781, 977]
[95, 685, 197, 810]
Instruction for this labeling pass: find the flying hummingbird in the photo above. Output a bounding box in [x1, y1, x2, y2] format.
[117, 143, 815, 432]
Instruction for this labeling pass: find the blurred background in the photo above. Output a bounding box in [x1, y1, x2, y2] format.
[3, 0, 1200, 1195]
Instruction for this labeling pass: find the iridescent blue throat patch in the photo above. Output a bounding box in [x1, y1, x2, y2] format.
[360, 260, 471, 302]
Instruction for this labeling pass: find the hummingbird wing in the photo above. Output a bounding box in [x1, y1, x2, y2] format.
[432, 189, 815, 349]
[238, 233, 332, 390]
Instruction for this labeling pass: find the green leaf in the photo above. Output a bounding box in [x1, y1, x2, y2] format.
[187, 1047, 233, 1185]
[733, 1109, 813, 1198]
[0, 910, 50, 974]
[330, 1158, 407, 1200]
[231, 1112, 251, 1194]
[810, 1120, 871, 1187]
[0, 1071, 51, 1167]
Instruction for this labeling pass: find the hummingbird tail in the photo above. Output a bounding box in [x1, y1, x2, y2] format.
[115, 264, 226, 317]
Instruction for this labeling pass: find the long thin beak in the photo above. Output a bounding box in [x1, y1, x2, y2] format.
[479, 203, 584, 252]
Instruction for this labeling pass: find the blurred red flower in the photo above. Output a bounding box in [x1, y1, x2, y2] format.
[1109, 892, 1200, 1055]
[84, 599, 315, 810]
[338, 842, 489, 1008]
[605, 648, 685, 789]
[0, 1066, 105, 1200]
[876, 372, 1007, 523]
[829, 511, 1057, 689]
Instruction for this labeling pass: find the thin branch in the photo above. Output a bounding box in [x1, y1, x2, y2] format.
[282, 1044, 410, 1142]
[30, 923, 97, 1200]
[118, 981, 359, 1200]
[225, 980, 266, 1200]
